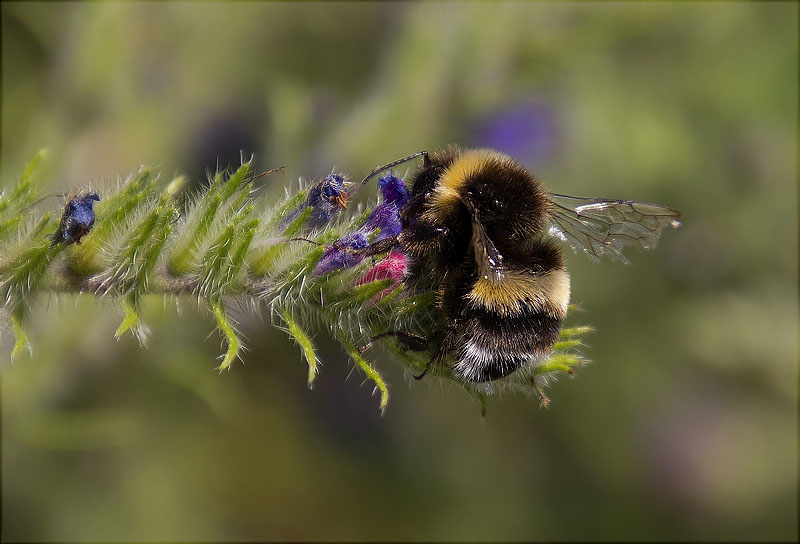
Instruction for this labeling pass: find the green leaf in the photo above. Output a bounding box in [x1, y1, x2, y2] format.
[559, 325, 594, 339]
[114, 293, 141, 338]
[114, 293, 150, 345]
[217, 161, 253, 201]
[0, 148, 47, 213]
[281, 310, 319, 387]
[281, 205, 312, 237]
[169, 164, 253, 276]
[266, 190, 308, 231]
[339, 336, 389, 413]
[10, 305, 30, 360]
[0, 214, 59, 300]
[0, 148, 48, 243]
[70, 168, 159, 275]
[208, 298, 241, 372]
[329, 279, 394, 307]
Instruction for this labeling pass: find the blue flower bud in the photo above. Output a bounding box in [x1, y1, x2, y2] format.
[52, 191, 100, 246]
[377, 174, 409, 208]
[363, 203, 403, 240]
[310, 172, 409, 274]
[361, 173, 408, 239]
[307, 174, 348, 224]
[282, 174, 349, 230]
[313, 231, 368, 275]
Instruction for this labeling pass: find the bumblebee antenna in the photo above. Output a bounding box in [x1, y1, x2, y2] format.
[358, 330, 428, 354]
[355, 151, 429, 190]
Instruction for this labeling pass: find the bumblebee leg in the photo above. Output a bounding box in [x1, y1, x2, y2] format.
[358, 330, 429, 354]
[414, 358, 434, 380]
[343, 235, 399, 258]
[413, 344, 447, 380]
[293, 234, 399, 257]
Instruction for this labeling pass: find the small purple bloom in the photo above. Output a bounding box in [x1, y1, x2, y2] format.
[363, 203, 402, 240]
[282, 174, 349, 229]
[313, 232, 368, 275]
[307, 174, 348, 223]
[361, 173, 408, 240]
[52, 191, 100, 246]
[311, 172, 410, 275]
[377, 174, 409, 208]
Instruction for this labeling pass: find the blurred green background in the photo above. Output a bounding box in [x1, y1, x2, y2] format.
[2, 2, 797, 541]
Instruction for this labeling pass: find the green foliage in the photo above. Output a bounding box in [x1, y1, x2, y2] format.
[169, 162, 253, 276]
[10, 304, 30, 359]
[280, 309, 319, 387]
[68, 168, 161, 276]
[208, 298, 241, 372]
[114, 293, 144, 340]
[1, 151, 589, 410]
[0, 149, 49, 243]
[340, 335, 390, 413]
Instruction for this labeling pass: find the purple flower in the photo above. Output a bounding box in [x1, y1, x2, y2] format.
[282, 174, 348, 229]
[362, 173, 408, 240]
[312, 172, 411, 275]
[363, 202, 403, 240]
[52, 191, 100, 246]
[377, 173, 409, 208]
[313, 232, 368, 275]
[307, 174, 348, 223]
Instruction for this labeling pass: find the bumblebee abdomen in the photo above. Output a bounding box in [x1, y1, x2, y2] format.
[453, 266, 570, 383]
[455, 306, 564, 382]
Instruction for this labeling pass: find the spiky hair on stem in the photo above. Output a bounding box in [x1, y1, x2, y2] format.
[0, 150, 589, 413]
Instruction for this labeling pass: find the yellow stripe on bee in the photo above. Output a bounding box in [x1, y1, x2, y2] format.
[467, 268, 570, 317]
[440, 149, 506, 191]
[426, 149, 512, 217]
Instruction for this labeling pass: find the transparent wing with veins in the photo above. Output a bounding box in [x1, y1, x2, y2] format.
[545, 193, 681, 264]
[463, 195, 504, 281]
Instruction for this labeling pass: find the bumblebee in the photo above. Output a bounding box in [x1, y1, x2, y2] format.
[355, 147, 681, 383]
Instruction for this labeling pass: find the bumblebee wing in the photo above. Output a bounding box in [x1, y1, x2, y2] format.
[545, 193, 681, 264]
[472, 215, 505, 281]
[463, 195, 504, 281]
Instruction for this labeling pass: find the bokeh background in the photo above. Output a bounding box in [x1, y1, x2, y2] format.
[2, 2, 797, 541]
